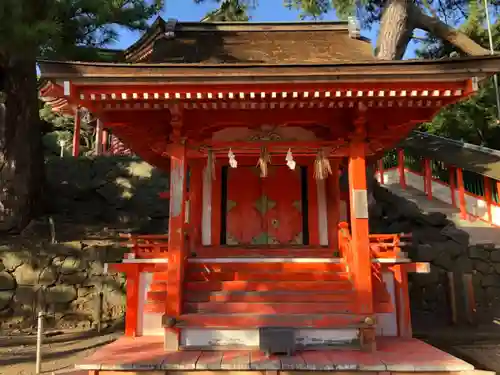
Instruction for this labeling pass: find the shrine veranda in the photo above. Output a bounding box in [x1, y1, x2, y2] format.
[39, 18, 500, 375]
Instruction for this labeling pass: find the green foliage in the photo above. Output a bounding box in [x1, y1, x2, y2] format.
[39, 102, 96, 156]
[417, 14, 500, 148]
[0, 0, 164, 61]
[420, 81, 500, 148]
[202, 0, 250, 21]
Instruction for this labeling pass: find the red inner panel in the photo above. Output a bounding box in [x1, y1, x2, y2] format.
[226, 165, 303, 245]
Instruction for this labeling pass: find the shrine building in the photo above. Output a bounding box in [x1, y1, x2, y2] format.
[39, 17, 500, 374]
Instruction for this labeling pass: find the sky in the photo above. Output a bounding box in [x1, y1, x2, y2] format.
[113, 0, 420, 58]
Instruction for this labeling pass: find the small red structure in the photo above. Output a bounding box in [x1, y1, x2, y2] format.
[39, 18, 499, 374]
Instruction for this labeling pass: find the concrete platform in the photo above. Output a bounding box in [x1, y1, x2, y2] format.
[76, 336, 476, 373]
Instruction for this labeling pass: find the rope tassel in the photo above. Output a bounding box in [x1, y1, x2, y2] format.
[257, 147, 271, 178]
[313, 149, 332, 180]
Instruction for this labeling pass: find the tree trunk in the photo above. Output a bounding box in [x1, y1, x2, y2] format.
[375, 0, 415, 60]
[414, 9, 490, 56]
[376, 0, 490, 60]
[0, 54, 44, 233]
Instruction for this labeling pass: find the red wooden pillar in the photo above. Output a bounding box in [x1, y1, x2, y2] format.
[456, 168, 467, 220]
[397, 149, 406, 189]
[165, 143, 188, 351]
[348, 141, 373, 315]
[423, 158, 432, 200]
[378, 159, 385, 185]
[189, 160, 204, 251]
[211, 164, 222, 246]
[124, 266, 140, 336]
[95, 119, 103, 155]
[484, 176, 493, 224]
[101, 129, 108, 154]
[392, 265, 412, 338]
[327, 160, 340, 251]
[72, 107, 81, 157]
[449, 166, 457, 207]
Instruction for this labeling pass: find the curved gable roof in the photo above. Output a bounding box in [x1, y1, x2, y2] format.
[122, 17, 374, 64]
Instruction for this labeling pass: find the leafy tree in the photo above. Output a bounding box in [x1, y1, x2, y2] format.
[0, 0, 164, 233]
[201, 0, 250, 21]
[417, 14, 500, 147]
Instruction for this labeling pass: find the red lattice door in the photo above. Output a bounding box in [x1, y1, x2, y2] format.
[263, 166, 303, 245]
[226, 166, 303, 245]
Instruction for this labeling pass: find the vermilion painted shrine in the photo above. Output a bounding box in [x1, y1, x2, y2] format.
[39, 17, 500, 375]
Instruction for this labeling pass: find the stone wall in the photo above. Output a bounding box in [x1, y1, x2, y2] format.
[371, 182, 500, 328]
[0, 156, 169, 332]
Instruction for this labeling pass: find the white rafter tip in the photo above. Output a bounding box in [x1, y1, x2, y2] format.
[282, 92, 287, 98]
[218, 93, 223, 99]
[444, 90, 451, 96]
[368, 91, 374, 97]
[292, 92, 298, 98]
[186, 93, 192, 99]
[303, 92, 309, 98]
[100, 94, 107, 100]
[111, 93, 117, 99]
[346, 90, 352, 97]
[79, 94, 85, 100]
[196, 93, 202, 99]
[250, 92, 255, 98]
[422, 90, 429, 96]
[454, 90, 463, 96]
[432, 90, 440, 96]
[378, 91, 385, 97]
[357, 91, 363, 97]
[410, 90, 418, 96]
[175, 93, 181, 99]
[143, 93, 149, 99]
[271, 92, 277, 98]
[121, 93, 127, 99]
[90, 94, 96, 100]
[228, 92, 234, 99]
[325, 91, 331, 97]
[335, 91, 341, 97]
[400, 90, 407, 96]
[260, 92, 266, 98]
[207, 93, 213, 99]
[132, 93, 138, 99]
[239, 92, 245, 99]
[389, 90, 396, 97]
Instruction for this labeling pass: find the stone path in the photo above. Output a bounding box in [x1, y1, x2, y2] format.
[386, 183, 500, 246]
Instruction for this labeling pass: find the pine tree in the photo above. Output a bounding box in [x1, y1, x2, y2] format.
[0, 0, 164, 233]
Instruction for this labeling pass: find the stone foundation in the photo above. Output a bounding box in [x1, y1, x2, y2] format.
[372, 182, 500, 327]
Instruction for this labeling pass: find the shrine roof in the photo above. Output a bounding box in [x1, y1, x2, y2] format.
[38, 54, 500, 84]
[122, 17, 374, 64]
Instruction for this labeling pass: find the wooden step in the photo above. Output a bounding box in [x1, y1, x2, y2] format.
[149, 282, 168, 292]
[185, 290, 354, 303]
[186, 271, 350, 282]
[147, 290, 167, 302]
[185, 280, 352, 293]
[144, 302, 165, 313]
[187, 262, 346, 273]
[193, 248, 335, 258]
[184, 302, 356, 314]
[176, 313, 368, 328]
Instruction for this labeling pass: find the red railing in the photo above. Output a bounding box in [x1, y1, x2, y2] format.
[119, 233, 169, 259]
[377, 142, 500, 227]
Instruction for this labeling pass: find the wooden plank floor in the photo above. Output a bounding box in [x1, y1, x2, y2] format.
[76, 336, 475, 372]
